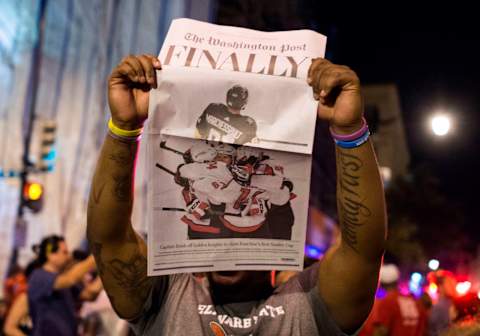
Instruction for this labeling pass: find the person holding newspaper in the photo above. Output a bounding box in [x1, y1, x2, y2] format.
[87, 54, 386, 335]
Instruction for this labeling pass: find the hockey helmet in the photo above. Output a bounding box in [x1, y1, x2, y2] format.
[226, 85, 248, 110]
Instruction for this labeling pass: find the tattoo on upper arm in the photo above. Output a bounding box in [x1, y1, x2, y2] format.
[337, 150, 372, 252]
[90, 240, 153, 311]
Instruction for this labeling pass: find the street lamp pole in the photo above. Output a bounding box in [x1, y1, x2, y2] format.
[12, 0, 48, 259]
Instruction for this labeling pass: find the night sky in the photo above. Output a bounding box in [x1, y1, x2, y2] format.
[215, 0, 479, 242]
[217, 2, 479, 243]
[306, 5, 480, 240]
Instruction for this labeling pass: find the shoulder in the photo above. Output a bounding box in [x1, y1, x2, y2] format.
[143, 273, 201, 309]
[275, 263, 319, 295]
[180, 162, 208, 179]
[204, 103, 228, 114]
[28, 268, 57, 299]
[129, 273, 205, 334]
[235, 114, 256, 126]
[28, 268, 56, 283]
[272, 263, 348, 335]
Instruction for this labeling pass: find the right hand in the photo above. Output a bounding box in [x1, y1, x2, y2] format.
[108, 54, 162, 130]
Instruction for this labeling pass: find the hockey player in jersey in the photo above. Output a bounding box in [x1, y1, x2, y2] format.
[175, 142, 241, 239]
[174, 142, 218, 239]
[196, 85, 257, 145]
[227, 147, 295, 239]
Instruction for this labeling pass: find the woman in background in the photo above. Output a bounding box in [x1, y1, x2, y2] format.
[27, 235, 102, 336]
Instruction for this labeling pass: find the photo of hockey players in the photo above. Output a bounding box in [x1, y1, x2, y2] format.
[195, 84, 258, 145]
[152, 135, 311, 244]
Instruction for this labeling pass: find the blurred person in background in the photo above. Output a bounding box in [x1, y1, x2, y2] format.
[429, 270, 458, 336]
[3, 292, 30, 336]
[440, 317, 480, 336]
[3, 266, 28, 317]
[360, 263, 426, 336]
[80, 289, 130, 336]
[0, 298, 7, 334]
[27, 235, 102, 336]
[3, 262, 38, 336]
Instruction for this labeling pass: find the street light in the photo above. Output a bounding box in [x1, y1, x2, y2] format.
[431, 115, 451, 136]
[428, 259, 440, 271]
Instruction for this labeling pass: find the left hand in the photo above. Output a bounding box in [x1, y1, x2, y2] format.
[308, 58, 363, 134]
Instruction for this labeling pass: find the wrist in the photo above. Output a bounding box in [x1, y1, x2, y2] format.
[330, 119, 364, 135]
[111, 117, 145, 131]
[330, 117, 370, 149]
[108, 118, 143, 142]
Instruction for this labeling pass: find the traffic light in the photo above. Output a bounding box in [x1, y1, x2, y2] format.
[39, 120, 57, 172]
[22, 182, 44, 213]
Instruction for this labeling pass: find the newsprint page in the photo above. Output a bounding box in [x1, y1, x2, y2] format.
[146, 18, 326, 276]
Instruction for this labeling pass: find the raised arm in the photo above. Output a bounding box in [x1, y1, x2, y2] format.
[79, 275, 103, 302]
[54, 255, 95, 289]
[308, 58, 387, 333]
[87, 54, 161, 319]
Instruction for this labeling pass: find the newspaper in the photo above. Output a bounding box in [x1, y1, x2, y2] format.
[146, 18, 326, 276]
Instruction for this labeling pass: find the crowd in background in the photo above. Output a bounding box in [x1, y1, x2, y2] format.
[0, 235, 129, 336]
[358, 264, 480, 336]
[0, 241, 478, 335]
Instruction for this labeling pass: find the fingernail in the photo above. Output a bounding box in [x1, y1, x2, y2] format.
[320, 90, 327, 97]
[140, 76, 146, 83]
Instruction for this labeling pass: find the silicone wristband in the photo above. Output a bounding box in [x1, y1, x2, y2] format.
[334, 130, 370, 149]
[108, 118, 143, 137]
[329, 117, 368, 142]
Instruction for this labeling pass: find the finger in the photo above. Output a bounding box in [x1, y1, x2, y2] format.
[123, 56, 146, 83]
[143, 54, 162, 88]
[315, 66, 342, 97]
[144, 54, 162, 69]
[307, 58, 331, 86]
[318, 68, 359, 98]
[116, 62, 140, 83]
[312, 65, 335, 96]
[137, 54, 156, 86]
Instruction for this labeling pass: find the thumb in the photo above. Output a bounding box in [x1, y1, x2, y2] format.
[317, 102, 334, 121]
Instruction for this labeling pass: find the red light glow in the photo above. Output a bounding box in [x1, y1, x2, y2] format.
[456, 281, 471, 296]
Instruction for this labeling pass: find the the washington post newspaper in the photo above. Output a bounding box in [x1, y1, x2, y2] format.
[146, 18, 326, 276]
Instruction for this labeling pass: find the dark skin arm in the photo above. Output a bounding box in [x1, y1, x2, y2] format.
[308, 58, 387, 333]
[87, 54, 161, 319]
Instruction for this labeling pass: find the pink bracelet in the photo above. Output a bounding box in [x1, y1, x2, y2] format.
[329, 117, 368, 141]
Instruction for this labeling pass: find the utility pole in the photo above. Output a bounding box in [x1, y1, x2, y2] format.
[11, 0, 49, 266]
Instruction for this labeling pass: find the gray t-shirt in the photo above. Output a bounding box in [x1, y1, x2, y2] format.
[130, 264, 349, 335]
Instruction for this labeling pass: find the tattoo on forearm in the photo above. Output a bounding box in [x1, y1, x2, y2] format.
[108, 147, 135, 166]
[91, 180, 106, 204]
[337, 150, 372, 252]
[106, 143, 137, 202]
[112, 173, 132, 202]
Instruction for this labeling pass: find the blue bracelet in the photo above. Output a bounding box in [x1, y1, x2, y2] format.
[334, 130, 370, 148]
